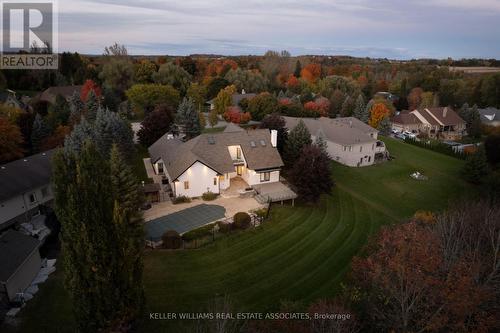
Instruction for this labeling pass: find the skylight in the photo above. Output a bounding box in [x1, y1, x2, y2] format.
[260, 140, 266, 147]
[250, 141, 256, 148]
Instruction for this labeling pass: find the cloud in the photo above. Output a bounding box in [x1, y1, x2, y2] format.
[55, 0, 500, 58]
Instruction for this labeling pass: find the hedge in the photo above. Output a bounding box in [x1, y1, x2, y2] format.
[404, 138, 466, 160]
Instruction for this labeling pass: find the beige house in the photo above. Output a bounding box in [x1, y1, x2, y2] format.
[283, 116, 387, 167]
[148, 125, 284, 198]
[392, 107, 466, 140]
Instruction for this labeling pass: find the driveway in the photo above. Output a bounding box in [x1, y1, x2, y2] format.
[144, 204, 226, 241]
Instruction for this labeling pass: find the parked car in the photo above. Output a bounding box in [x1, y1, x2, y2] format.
[403, 131, 417, 139]
[395, 133, 406, 140]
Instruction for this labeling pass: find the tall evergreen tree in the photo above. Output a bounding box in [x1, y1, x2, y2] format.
[175, 97, 201, 139]
[314, 135, 329, 156]
[353, 94, 368, 123]
[64, 117, 96, 155]
[109, 145, 144, 321]
[69, 91, 84, 125]
[294, 60, 302, 78]
[31, 113, 50, 152]
[94, 107, 135, 160]
[284, 120, 312, 166]
[378, 115, 392, 136]
[461, 147, 490, 184]
[53, 142, 121, 332]
[85, 90, 99, 122]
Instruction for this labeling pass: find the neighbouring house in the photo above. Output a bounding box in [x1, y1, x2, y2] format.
[207, 90, 256, 112]
[479, 107, 500, 127]
[148, 125, 284, 198]
[391, 107, 466, 140]
[282, 116, 388, 167]
[374, 91, 399, 104]
[39, 85, 82, 104]
[0, 229, 41, 301]
[0, 89, 24, 109]
[0, 150, 55, 231]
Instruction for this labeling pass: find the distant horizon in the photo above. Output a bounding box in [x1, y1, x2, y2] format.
[45, 1, 500, 60]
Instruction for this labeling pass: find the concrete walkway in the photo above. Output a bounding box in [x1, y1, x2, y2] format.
[143, 195, 264, 222]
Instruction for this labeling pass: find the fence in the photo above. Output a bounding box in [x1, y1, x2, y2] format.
[404, 138, 467, 159]
[146, 213, 265, 250]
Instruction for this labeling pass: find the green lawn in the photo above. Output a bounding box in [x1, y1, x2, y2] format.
[132, 144, 153, 184]
[2, 137, 472, 332]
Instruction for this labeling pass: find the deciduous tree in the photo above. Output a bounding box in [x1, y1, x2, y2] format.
[137, 104, 174, 147]
[0, 117, 24, 163]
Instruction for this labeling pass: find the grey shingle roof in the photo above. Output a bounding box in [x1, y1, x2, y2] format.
[39, 85, 82, 104]
[148, 129, 284, 180]
[283, 116, 378, 145]
[0, 229, 40, 282]
[479, 107, 500, 124]
[0, 149, 55, 202]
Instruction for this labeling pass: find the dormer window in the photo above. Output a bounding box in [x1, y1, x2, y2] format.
[236, 147, 242, 159]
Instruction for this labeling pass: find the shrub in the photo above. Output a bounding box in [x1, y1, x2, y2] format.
[172, 195, 191, 204]
[233, 212, 251, 229]
[162, 230, 182, 249]
[253, 208, 267, 219]
[202, 191, 218, 201]
[217, 221, 232, 233]
[182, 223, 215, 241]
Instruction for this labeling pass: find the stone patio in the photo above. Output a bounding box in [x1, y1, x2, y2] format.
[143, 195, 264, 222]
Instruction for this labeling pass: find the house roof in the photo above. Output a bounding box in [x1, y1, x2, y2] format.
[0, 229, 40, 282]
[39, 85, 82, 104]
[393, 108, 465, 127]
[479, 107, 500, 123]
[148, 129, 284, 180]
[282, 116, 378, 146]
[0, 149, 55, 202]
[392, 111, 420, 125]
[223, 123, 245, 133]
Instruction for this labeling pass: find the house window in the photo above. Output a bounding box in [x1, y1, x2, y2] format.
[368, 156, 371, 162]
[359, 146, 363, 152]
[157, 162, 164, 174]
[184, 181, 189, 190]
[214, 177, 217, 185]
[343, 146, 347, 152]
[41, 187, 49, 198]
[29, 193, 37, 204]
[236, 147, 242, 159]
[349, 146, 352, 152]
[372, 144, 375, 150]
[260, 172, 270, 182]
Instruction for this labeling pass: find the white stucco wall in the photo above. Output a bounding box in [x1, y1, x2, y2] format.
[324, 139, 377, 167]
[245, 169, 280, 186]
[174, 161, 220, 197]
[0, 184, 53, 227]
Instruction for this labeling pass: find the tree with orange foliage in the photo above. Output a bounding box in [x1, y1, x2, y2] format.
[0, 117, 24, 163]
[81, 79, 102, 102]
[205, 59, 238, 77]
[368, 102, 390, 128]
[223, 106, 251, 124]
[301, 63, 321, 83]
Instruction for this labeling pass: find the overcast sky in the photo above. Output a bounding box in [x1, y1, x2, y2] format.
[56, 0, 500, 59]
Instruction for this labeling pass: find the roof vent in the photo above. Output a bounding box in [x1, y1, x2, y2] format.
[23, 159, 28, 162]
[1, 166, 5, 169]
[260, 140, 266, 147]
[250, 141, 256, 148]
[207, 136, 216, 145]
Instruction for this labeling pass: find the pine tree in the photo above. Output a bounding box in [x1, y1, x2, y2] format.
[176, 97, 201, 139]
[461, 147, 490, 184]
[294, 60, 302, 78]
[69, 91, 84, 125]
[53, 142, 122, 332]
[94, 107, 135, 160]
[85, 90, 99, 122]
[314, 135, 329, 157]
[64, 117, 96, 156]
[353, 94, 368, 123]
[378, 115, 392, 136]
[284, 120, 312, 166]
[109, 145, 144, 320]
[31, 113, 50, 152]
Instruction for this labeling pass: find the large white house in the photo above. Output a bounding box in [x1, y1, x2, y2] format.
[283, 116, 388, 167]
[148, 124, 284, 198]
[0, 150, 55, 231]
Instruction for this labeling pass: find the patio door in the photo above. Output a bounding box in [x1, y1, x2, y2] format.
[236, 165, 243, 176]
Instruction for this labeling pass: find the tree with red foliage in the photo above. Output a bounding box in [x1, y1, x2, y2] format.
[223, 106, 251, 124]
[0, 117, 24, 163]
[407, 87, 423, 110]
[301, 63, 322, 83]
[137, 104, 174, 147]
[290, 145, 333, 203]
[351, 200, 499, 333]
[81, 79, 102, 102]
